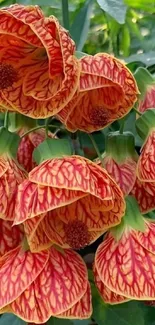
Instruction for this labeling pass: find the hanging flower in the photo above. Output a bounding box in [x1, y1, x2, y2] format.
[98, 131, 138, 196]
[13, 155, 125, 251]
[94, 196, 155, 304]
[0, 128, 27, 220]
[0, 245, 91, 323]
[0, 219, 23, 257]
[0, 4, 80, 118]
[17, 128, 56, 172]
[138, 84, 155, 113]
[131, 177, 155, 214]
[137, 129, 155, 182]
[57, 53, 139, 133]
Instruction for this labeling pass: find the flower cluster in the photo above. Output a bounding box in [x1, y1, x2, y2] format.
[0, 3, 154, 324]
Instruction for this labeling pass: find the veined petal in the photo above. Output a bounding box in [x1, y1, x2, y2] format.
[13, 179, 86, 224]
[131, 178, 155, 213]
[24, 215, 52, 252]
[17, 135, 34, 172]
[1, 4, 44, 23]
[0, 246, 49, 309]
[103, 156, 137, 196]
[138, 85, 155, 113]
[135, 220, 155, 254]
[93, 266, 129, 304]
[0, 156, 8, 176]
[57, 282, 92, 319]
[29, 156, 112, 198]
[95, 230, 155, 300]
[9, 248, 88, 323]
[0, 220, 24, 257]
[57, 53, 138, 132]
[137, 131, 155, 182]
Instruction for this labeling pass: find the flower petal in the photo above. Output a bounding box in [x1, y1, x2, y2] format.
[138, 85, 155, 113]
[137, 131, 155, 182]
[0, 220, 24, 257]
[103, 156, 137, 196]
[131, 178, 155, 213]
[9, 248, 88, 322]
[57, 53, 138, 132]
[0, 246, 49, 308]
[93, 266, 129, 304]
[0, 159, 27, 220]
[57, 282, 92, 319]
[135, 220, 155, 254]
[29, 156, 112, 198]
[95, 230, 155, 300]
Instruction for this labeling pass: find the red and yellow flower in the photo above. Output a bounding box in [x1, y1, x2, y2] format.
[0, 4, 80, 118]
[131, 177, 155, 214]
[0, 245, 91, 323]
[94, 196, 155, 304]
[13, 155, 125, 252]
[138, 84, 155, 113]
[97, 131, 138, 196]
[0, 219, 23, 257]
[57, 53, 139, 132]
[17, 128, 56, 172]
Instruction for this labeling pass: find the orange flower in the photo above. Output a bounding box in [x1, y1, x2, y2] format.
[0, 155, 26, 220]
[137, 129, 155, 182]
[13, 156, 125, 252]
[131, 177, 155, 214]
[0, 4, 80, 118]
[138, 84, 155, 113]
[97, 132, 138, 196]
[94, 217, 155, 304]
[0, 219, 23, 257]
[57, 54, 139, 132]
[0, 245, 91, 323]
[17, 128, 56, 172]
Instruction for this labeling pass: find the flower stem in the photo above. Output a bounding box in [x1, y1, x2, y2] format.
[21, 124, 64, 138]
[133, 107, 142, 116]
[4, 111, 9, 129]
[61, 0, 70, 30]
[119, 117, 126, 134]
[88, 133, 104, 168]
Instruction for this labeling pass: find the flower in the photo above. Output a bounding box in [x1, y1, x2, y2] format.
[131, 177, 155, 214]
[13, 155, 125, 252]
[0, 4, 80, 118]
[0, 155, 26, 220]
[137, 129, 155, 182]
[0, 219, 23, 257]
[94, 217, 155, 304]
[0, 245, 91, 323]
[97, 132, 138, 196]
[17, 128, 56, 172]
[57, 53, 139, 132]
[138, 84, 155, 113]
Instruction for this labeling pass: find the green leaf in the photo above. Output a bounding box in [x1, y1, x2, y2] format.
[70, 0, 93, 51]
[124, 0, 155, 13]
[92, 283, 145, 325]
[96, 0, 127, 24]
[0, 314, 26, 325]
[134, 67, 154, 98]
[125, 52, 155, 67]
[47, 318, 91, 325]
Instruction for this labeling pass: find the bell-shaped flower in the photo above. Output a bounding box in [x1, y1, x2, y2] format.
[57, 53, 139, 132]
[0, 4, 80, 118]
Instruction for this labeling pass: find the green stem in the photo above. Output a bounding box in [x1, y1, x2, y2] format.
[88, 134, 104, 168]
[133, 107, 142, 116]
[61, 0, 70, 30]
[45, 117, 50, 138]
[119, 117, 126, 134]
[4, 111, 9, 129]
[21, 124, 64, 138]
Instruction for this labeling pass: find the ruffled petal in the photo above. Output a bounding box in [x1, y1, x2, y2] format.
[0, 220, 24, 257]
[135, 220, 155, 254]
[57, 53, 138, 132]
